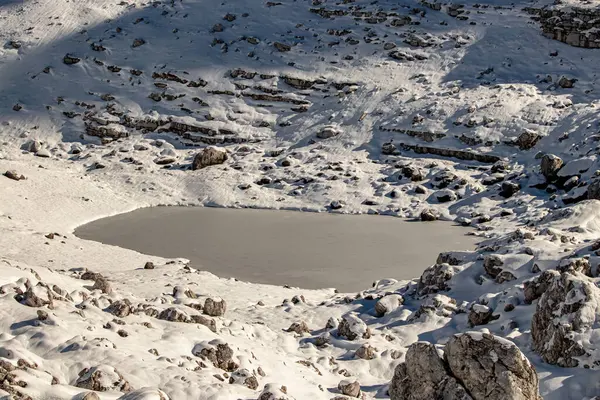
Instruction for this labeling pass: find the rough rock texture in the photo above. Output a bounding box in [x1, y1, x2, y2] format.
[203, 297, 226, 316]
[4, 170, 26, 181]
[258, 384, 292, 400]
[108, 299, 132, 318]
[467, 304, 495, 327]
[75, 365, 131, 393]
[374, 294, 404, 317]
[338, 380, 361, 397]
[286, 321, 310, 334]
[390, 334, 541, 400]
[528, 6, 600, 48]
[192, 340, 238, 371]
[191, 147, 228, 170]
[523, 270, 556, 304]
[483, 255, 516, 283]
[389, 342, 471, 400]
[116, 388, 170, 399]
[444, 333, 541, 400]
[355, 344, 376, 360]
[337, 314, 371, 340]
[540, 154, 563, 181]
[417, 263, 457, 295]
[229, 369, 259, 390]
[531, 271, 599, 367]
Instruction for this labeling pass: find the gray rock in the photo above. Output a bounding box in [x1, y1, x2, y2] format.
[389, 342, 471, 400]
[338, 380, 360, 397]
[540, 154, 563, 181]
[76, 365, 131, 392]
[500, 181, 520, 198]
[587, 180, 600, 200]
[108, 299, 132, 318]
[63, 54, 81, 65]
[337, 314, 371, 340]
[203, 297, 226, 316]
[374, 294, 404, 317]
[355, 344, 376, 360]
[193, 340, 238, 371]
[274, 42, 291, 52]
[192, 147, 228, 170]
[420, 208, 438, 221]
[467, 304, 495, 326]
[516, 130, 540, 150]
[417, 263, 456, 295]
[286, 321, 310, 334]
[531, 271, 597, 367]
[445, 333, 541, 400]
[4, 170, 25, 181]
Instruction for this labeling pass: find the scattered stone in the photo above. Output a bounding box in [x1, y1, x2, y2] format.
[337, 314, 371, 340]
[192, 340, 238, 371]
[338, 380, 360, 397]
[4, 170, 25, 181]
[192, 147, 228, 170]
[63, 54, 81, 65]
[516, 130, 541, 150]
[531, 270, 598, 367]
[286, 321, 310, 334]
[355, 344, 376, 360]
[75, 365, 131, 392]
[500, 181, 520, 198]
[274, 42, 291, 52]
[316, 125, 341, 139]
[144, 262, 155, 270]
[468, 304, 495, 326]
[540, 154, 563, 181]
[444, 333, 541, 400]
[420, 209, 438, 221]
[203, 298, 226, 317]
[132, 38, 146, 47]
[374, 294, 404, 317]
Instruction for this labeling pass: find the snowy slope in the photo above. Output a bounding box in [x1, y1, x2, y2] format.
[2, 0, 600, 398]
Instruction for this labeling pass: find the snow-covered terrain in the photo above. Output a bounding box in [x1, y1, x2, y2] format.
[2, 0, 600, 397]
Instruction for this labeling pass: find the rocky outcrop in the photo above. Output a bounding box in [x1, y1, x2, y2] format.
[527, 6, 600, 48]
[389, 334, 541, 400]
[531, 271, 600, 368]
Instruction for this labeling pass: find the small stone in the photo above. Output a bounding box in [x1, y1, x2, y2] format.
[144, 261, 155, 269]
[338, 380, 360, 397]
[63, 54, 81, 65]
[132, 38, 146, 47]
[4, 170, 25, 181]
[274, 42, 291, 52]
[420, 209, 438, 221]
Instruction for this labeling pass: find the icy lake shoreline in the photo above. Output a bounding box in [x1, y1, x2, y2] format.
[75, 206, 478, 292]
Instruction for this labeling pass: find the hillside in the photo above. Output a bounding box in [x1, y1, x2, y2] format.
[1, 0, 600, 398]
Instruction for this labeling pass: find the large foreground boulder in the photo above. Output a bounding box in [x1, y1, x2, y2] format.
[192, 147, 228, 170]
[444, 333, 541, 400]
[389, 342, 471, 400]
[531, 270, 600, 367]
[389, 333, 541, 400]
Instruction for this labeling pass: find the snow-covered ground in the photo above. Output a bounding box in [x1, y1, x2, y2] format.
[2, 0, 600, 398]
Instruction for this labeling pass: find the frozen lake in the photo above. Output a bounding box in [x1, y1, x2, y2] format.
[75, 207, 478, 292]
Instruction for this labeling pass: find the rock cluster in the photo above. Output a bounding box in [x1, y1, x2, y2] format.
[389, 333, 541, 400]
